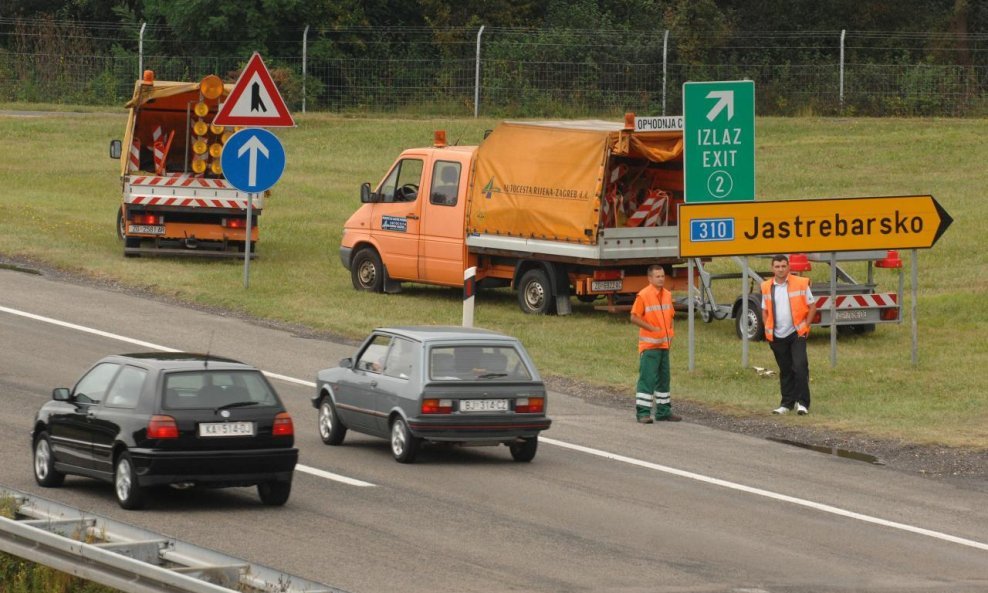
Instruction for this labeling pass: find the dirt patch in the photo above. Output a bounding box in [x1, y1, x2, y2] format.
[4, 254, 986, 491]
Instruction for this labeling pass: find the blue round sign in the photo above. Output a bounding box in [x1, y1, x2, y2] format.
[221, 128, 286, 193]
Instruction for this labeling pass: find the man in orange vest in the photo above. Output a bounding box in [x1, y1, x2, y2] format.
[761, 254, 817, 415]
[630, 264, 681, 423]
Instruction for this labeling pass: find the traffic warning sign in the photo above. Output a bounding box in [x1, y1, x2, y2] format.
[213, 52, 296, 128]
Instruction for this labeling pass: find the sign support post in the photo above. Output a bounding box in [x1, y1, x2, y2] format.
[243, 194, 254, 288]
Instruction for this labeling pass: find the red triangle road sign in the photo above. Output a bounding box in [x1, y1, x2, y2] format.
[213, 52, 296, 127]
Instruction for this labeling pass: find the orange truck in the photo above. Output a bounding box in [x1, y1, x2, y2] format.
[340, 116, 689, 314]
[109, 71, 261, 257]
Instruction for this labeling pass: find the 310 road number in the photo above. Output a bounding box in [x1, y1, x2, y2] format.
[690, 218, 735, 242]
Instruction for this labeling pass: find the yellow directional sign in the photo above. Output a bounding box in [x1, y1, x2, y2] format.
[678, 195, 952, 257]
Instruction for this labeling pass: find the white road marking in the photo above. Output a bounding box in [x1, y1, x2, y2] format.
[4, 305, 986, 551]
[541, 436, 988, 552]
[296, 464, 374, 487]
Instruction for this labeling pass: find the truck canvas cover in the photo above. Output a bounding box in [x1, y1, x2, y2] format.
[466, 120, 683, 244]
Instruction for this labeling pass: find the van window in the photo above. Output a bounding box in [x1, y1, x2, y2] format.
[379, 158, 423, 203]
[430, 161, 461, 206]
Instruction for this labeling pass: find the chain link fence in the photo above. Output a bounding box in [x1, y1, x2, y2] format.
[1, 19, 986, 117]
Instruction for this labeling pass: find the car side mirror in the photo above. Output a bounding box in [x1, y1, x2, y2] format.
[360, 183, 376, 203]
[109, 139, 122, 159]
[52, 388, 71, 401]
[340, 357, 353, 369]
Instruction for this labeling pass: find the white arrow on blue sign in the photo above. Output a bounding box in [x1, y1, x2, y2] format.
[221, 128, 286, 193]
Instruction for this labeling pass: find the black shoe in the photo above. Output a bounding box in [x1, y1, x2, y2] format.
[636, 416, 654, 424]
[656, 414, 682, 422]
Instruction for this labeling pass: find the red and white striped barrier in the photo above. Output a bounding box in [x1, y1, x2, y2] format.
[626, 189, 670, 227]
[129, 139, 141, 172]
[126, 195, 249, 209]
[130, 175, 230, 189]
[815, 293, 898, 309]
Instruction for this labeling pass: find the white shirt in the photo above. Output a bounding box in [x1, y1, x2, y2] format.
[772, 278, 814, 338]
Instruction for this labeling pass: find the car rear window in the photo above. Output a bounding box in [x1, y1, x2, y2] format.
[162, 370, 278, 409]
[429, 346, 532, 381]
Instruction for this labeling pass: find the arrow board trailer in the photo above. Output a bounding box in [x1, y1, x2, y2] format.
[110, 72, 265, 258]
[692, 253, 903, 341]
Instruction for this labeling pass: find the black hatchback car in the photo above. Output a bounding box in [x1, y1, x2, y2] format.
[32, 353, 298, 509]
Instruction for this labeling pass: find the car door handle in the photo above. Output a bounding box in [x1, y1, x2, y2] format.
[406, 214, 419, 220]
[369, 380, 378, 388]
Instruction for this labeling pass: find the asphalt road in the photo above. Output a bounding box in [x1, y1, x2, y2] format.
[1, 266, 985, 593]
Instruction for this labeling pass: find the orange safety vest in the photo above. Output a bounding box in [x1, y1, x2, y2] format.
[761, 274, 812, 341]
[633, 284, 674, 352]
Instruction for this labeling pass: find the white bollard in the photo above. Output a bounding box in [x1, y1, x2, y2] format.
[462, 266, 477, 327]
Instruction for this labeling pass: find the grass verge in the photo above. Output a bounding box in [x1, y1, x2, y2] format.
[0, 109, 984, 449]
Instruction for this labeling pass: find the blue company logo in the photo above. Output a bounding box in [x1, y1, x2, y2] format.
[381, 215, 407, 232]
[220, 128, 286, 194]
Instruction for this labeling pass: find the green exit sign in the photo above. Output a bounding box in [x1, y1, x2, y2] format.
[683, 80, 755, 203]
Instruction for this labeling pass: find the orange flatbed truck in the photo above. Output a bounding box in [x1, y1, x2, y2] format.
[109, 71, 262, 257]
[340, 116, 690, 315]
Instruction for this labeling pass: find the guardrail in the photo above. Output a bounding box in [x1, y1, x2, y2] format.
[0, 486, 344, 593]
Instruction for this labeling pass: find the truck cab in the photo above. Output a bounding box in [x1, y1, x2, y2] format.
[341, 137, 476, 292]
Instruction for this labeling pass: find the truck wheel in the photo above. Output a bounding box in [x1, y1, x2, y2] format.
[351, 248, 385, 292]
[734, 297, 765, 341]
[116, 207, 125, 240]
[517, 269, 555, 315]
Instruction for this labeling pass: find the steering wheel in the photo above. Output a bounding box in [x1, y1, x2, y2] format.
[396, 183, 419, 201]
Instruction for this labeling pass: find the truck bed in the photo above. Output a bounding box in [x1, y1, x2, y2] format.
[466, 226, 680, 265]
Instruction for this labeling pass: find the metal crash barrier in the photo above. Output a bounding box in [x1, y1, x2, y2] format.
[0, 486, 343, 593]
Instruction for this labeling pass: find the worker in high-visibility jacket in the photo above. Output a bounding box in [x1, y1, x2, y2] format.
[761, 254, 818, 416]
[630, 264, 682, 423]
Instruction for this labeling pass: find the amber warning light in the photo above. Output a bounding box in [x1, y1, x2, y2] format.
[433, 130, 447, 148]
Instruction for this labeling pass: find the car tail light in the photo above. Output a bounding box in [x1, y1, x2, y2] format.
[422, 399, 453, 414]
[880, 308, 899, 321]
[147, 415, 178, 439]
[515, 397, 544, 414]
[132, 213, 160, 225]
[223, 218, 246, 229]
[272, 412, 294, 436]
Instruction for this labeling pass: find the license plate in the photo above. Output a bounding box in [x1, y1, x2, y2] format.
[128, 224, 165, 235]
[591, 279, 623, 292]
[460, 399, 509, 413]
[836, 310, 868, 321]
[198, 422, 254, 437]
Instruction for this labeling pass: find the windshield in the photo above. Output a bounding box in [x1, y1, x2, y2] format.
[162, 370, 278, 409]
[429, 345, 533, 381]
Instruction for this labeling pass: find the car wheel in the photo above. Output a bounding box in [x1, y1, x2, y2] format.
[33, 431, 65, 487]
[517, 268, 555, 315]
[257, 479, 292, 506]
[114, 452, 146, 510]
[734, 297, 765, 341]
[390, 418, 419, 464]
[351, 248, 385, 292]
[318, 397, 347, 446]
[509, 436, 538, 462]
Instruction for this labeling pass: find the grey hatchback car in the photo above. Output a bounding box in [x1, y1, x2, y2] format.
[313, 327, 551, 463]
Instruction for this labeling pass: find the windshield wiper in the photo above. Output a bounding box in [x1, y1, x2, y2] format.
[217, 401, 259, 410]
[477, 373, 508, 379]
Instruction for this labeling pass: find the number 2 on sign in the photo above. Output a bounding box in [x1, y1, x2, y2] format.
[707, 170, 734, 199]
